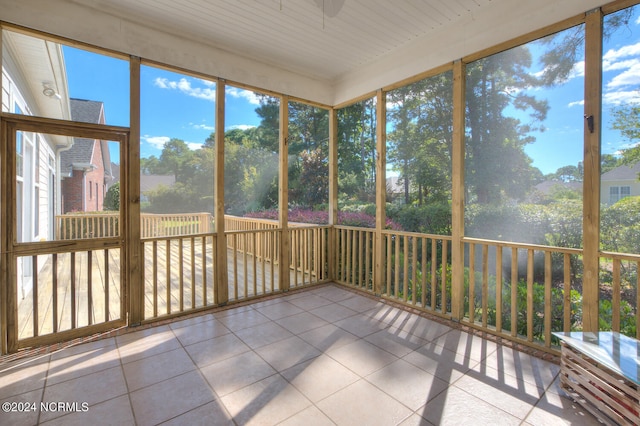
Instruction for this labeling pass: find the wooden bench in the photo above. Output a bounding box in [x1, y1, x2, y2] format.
[553, 332, 639, 426]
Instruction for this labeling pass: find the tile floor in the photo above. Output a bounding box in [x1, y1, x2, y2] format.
[0, 284, 601, 425]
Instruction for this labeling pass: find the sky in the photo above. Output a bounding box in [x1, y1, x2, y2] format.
[61, 6, 640, 175]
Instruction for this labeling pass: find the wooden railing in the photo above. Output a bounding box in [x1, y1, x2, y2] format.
[142, 234, 217, 319]
[334, 226, 376, 291]
[598, 250, 640, 339]
[382, 230, 453, 317]
[56, 212, 212, 240]
[56, 212, 120, 240]
[49, 214, 640, 354]
[461, 238, 583, 350]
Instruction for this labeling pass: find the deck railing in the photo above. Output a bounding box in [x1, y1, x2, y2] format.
[35, 214, 640, 355]
[56, 212, 212, 240]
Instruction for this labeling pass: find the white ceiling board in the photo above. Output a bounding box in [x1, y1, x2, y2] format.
[0, 0, 621, 105]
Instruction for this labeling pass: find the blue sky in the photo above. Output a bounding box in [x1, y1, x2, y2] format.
[62, 7, 640, 174]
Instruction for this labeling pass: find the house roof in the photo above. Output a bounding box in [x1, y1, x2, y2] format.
[0, 0, 610, 105]
[534, 180, 583, 194]
[60, 98, 111, 175]
[601, 162, 640, 181]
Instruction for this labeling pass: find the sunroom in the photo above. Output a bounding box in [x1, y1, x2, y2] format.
[1, 0, 639, 424]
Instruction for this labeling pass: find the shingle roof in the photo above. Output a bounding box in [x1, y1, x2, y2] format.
[69, 98, 104, 124]
[601, 162, 640, 181]
[60, 99, 106, 173]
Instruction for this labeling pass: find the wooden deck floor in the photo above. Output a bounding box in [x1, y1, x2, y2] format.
[16, 241, 316, 341]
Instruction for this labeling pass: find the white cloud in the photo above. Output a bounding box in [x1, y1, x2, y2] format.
[142, 135, 170, 150]
[228, 124, 256, 131]
[603, 42, 640, 62]
[567, 100, 584, 107]
[186, 142, 203, 150]
[225, 87, 261, 105]
[603, 58, 640, 72]
[153, 77, 216, 101]
[191, 123, 215, 131]
[607, 62, 640, 89]
[604, 89, 640, 105]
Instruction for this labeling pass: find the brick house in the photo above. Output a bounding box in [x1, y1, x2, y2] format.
[60, 98, 114, 213]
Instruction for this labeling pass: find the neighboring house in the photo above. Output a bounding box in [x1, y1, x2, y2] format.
[600, 162, 640, 205]
[60, 98, 114, 213]
[110, 162, 176, 203]
[530, 180, 583, 199]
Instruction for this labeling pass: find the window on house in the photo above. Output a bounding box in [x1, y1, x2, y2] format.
[609, 186, 631, 204]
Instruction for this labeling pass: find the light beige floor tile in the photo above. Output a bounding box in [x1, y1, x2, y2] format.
[115, 324, 172, 345]
[367, 359, 449, 411]
[431, 329, 498, 362]
[130, 370, 215, 426]
[453, 368, 545, 419]
[39, 394, 134, 426]
[220, 374, 311, 425]
[160, 400, 234, 426]
[382, 314, 452, 342]
[215, 309, 271, 332]
[275, 311, 330, 335]
[418, 385, 521, 426]
[49, 338, 117, 361]
[317, 379, 413, 426]
[311, 285, 356, 302]
[172, 318, 230, 346]
[482, 346, 560, 390]
[337, 295, 385, 313]
[46, 346, 121, 386]
[0, 355, 49, 399]
[281, 354, 359, 403]
[308, 302, 357, 322]
[298, 323, 360, 352]
[40, 366, 127, 423]
[254, 301, 304, 320]
[398, 413, 436, 426]
[327, 339, 398, 377]
[117, 329, 182, 364]
[184, 333, 250, 369]
[169, 313, 215, 330]
[278, 405, 336, 426]
[403, 342, 477, 383]
[123, 347, 196, 391]
[0, 388, 43, 426]
[200, 351, 276, 397]
[254, 336, 321, 372]
[234, 322, 294, 349]
[287, 294, 333, 311]
[364, 327, 428, 357]
[524, 390, 602, 426]
[211, 304, 254, 320]
[334, 313, 389, 338]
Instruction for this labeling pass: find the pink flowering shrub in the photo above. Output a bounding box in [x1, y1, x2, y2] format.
[245, 208, 401, 230]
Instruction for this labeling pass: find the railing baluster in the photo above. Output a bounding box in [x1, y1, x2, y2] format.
[32, 255, 38, 337]
[496, 245, 503, 333]
[544, 251, 552, 346]
[612, 258, 621, 333]
[88, 250, 93, 326]
[482, 244, 488, 327]
[468, 243, 475, 322]
[527, 249, 534, 342]
[511, 247, 518, 337]
[564, 253, 571, 332]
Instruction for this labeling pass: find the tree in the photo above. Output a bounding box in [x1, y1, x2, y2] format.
[104, 182, 120, 211]
[611, 101, 640, 166]
[158, 138, 194, 182]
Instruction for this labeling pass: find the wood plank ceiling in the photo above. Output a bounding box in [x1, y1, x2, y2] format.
[72, 0, 493, 80]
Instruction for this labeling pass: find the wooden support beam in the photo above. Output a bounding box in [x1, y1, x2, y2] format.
[328, 108, 338, 281]
[279, 96, 290, 291]
[451, 60, 466, 321]
[215, 79, 229, 304]
[374, 89, 386, 295]
[127, 56, 143, 326]
[582, 8, 603, 332]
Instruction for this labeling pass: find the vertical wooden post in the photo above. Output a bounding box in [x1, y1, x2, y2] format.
[0, 26, 7, 354]
[1, 122, 17, 354]
[279, 96, 290, 291]
[127, 56, 143, 326]
[451, 60, 466, 321]
[582, 8, 603, 332]
[328, 108, 338, 281]
[215, 79, 228, 305]
[374, 89, 386, 295]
